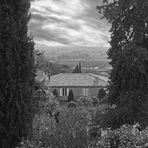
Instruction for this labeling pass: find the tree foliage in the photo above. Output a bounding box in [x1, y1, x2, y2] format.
[52, 89, 58, 98]
[73, 61, 82, 73]
[98, 88, 106, 102]
[18, 107, 91, 148]
[97, 0, 148, 128]
[0, 0, 34, 147]
[36, 52, 70, 75]
[68, 89, 74, 102]
[91, 96, 99, 106]
[97, 124, 148, 148]
[68, 101, 77, 108]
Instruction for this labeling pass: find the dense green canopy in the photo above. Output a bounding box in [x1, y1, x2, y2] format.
[97, 0, 148, 128]
[0, 0, 34, 147]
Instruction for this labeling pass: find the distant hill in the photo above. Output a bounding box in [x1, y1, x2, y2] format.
[35, 46, 111, 73]
[40, 46, 108, 59]
[35, 52, 72, 75]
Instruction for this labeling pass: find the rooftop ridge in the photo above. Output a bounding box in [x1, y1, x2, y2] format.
[50, 72, 108, 87]
[88, 73, 108, 83]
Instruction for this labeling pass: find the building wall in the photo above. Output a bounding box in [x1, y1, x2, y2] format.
[51, 87, 102, 100]
[71, 88, 83, 98]
[88, 88, 100, 97]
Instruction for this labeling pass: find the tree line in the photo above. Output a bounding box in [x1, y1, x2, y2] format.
[0, 0, 34, 147]
[98, 0, 148, 129]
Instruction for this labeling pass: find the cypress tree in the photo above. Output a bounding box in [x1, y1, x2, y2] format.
[78, 61, 82, 73]
[68, 90, 74, 102]
[97, 0, 148, 128]
[73, 65, 79, 73]
[0, 0, 34, 147]
[73, 61, 82, 73]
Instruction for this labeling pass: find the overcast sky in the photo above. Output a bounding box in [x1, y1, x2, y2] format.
[29, 0, 110, 50]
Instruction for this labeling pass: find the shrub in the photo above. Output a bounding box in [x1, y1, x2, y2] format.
[77, 96, 85, 105]
[97, 124, 148, 148]
[91, 96, 99, 106]
[68, 101, 77, 108]
[102, 91, 148, 129]
[16, 139, 39, 148]
[34, 81, 59, 115]
[17, 124, 148, 148]
[88, 124, 101, 141]
[52, 89, 58, 98]
[32, 114, 56, 141]
[68, 89, 74, 102]
[17, 107, 91, 148]
[98, 88, 106, 102]
[34, 82, 48, 114]
[78, 96, 92, 107]
[49, 107, 91, 148]
[94, 109, 105, 126]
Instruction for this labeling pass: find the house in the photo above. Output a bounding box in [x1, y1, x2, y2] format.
[49, 73, 108, 99]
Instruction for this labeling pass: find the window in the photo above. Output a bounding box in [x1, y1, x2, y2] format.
[62, 88, 67, 96]
[83, 88, 88, 96]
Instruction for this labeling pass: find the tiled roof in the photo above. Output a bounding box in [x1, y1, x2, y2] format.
[49, 73, 108, 87]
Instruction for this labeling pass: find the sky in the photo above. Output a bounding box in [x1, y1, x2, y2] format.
[29, 0, 110, 50]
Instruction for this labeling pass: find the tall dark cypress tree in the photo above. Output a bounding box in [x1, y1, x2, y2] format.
[0, 0, 34, 147]
[68, 89, 74, 102]
[97, 0, 148, 128]
[78, 61, 82, 73]
[73, 61, 82, 73]
[73, 65, 79, 73]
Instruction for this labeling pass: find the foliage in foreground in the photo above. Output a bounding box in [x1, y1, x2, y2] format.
[17, 123, 148, 148]
[0, 0, 34, 147]
[97, 124, 148, 148]
[34, 81, 59, 115]
[97, 0, 148, 128]
[77, 96, 93, 107]
[17, 83, 91, 148]
[17, 107, 91, 148]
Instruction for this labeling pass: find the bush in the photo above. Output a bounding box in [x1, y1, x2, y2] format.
[68, 89, 74, 102]
[98, 88, 106, 102]
[52, 89, 58, 98]
[17, 107, 91, 148]
[78, 96, 92, 107]
[17, 123, 148, 148]
[68, 101, 77, 108]
[94, 109, 105, 126]
[49, 107, 91, 148]
[77, 96, 85, 105]
[16, 139, 39, 148]
[101, 91, 148, 129]
[88, 124, 101, 141]
[91, 96, 99, 106]
[32, 114, 56, 141]
[34, 81, 59, 115]
[97, 124, 148, 148]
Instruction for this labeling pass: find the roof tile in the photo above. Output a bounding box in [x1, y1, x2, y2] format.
[49, 73, 108, 87]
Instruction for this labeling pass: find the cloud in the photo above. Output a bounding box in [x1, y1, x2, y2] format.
[29, 0, 110, 49]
